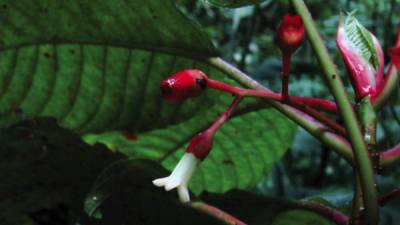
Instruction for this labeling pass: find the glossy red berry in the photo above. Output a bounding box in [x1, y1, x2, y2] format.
[277, 15, 305, 54]
[160, 69, 208, 102]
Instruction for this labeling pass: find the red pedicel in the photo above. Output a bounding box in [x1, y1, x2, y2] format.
[160, 69, 208, 102]
[277, 15, 305, 54]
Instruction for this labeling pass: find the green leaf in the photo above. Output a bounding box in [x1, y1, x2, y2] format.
[343, 11, 379, 69]
[84, 96, 297, 194]
[0, 118, 122, 225]
[0, 0, 222, 133]
[0, 118, 230, 225]
[204, 0, 267, 8]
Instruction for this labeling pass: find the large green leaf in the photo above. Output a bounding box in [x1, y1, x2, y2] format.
[0, 0, 224, 133]
[0, 118, 229, 225]
[0, 118, 122, 225]
[84, 95, 297, 194]
[84, 159, 228, 225]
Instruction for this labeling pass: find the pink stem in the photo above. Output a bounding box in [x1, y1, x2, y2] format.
[207, 79, 338, 113]
[379, 187, 400, 206]
[381, 143, 400, 166]
[190, 202, 247, 225]
[207, 78, 345, 135]
[282, 53, 292, 101]
[208, 95, 243, 134]
[294, 201, 349, 225]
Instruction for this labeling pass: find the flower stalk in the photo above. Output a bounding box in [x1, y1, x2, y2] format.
[277, 14, 305, 100]
[290, 1, 379, 224]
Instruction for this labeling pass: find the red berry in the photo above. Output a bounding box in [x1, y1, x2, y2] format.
[160, 69, 208, 102]
[277, 15, 305, 54]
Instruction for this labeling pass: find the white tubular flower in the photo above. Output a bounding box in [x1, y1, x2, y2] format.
[152, 153, 199, 203]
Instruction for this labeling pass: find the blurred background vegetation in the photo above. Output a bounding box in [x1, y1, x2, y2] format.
[179, 0, 400, 224]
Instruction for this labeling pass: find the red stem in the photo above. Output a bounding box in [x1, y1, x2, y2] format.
[207, 79, 338, 113]
[282, 53, 291, 101]
[380, 143, 400, 166]
[190, 202, 247, 225]
[293, 201, 348, 225]
[208, 95, 243, 134]
[379, 187, 400, 206]
[207, 79, 344, 135]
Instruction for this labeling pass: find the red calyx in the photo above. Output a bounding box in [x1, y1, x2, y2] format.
[277, 15, 305, 54]
[160, 69, 208, 102]
[186, 130, 214, 160]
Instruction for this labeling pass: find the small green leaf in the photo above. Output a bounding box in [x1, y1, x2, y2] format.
[343, 11, 379, 69]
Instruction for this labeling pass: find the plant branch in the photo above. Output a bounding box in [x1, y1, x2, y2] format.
[379, 187, 400, 206]
[288, 200, 349, 225]
[381, 143, 400, 166]
[207, 57, 354, 164]
[290, 1, 378, 224]
[190, 202, 247, 225]
[207, 79, 345, 135]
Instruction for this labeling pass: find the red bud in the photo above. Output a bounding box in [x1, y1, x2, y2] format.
[277, 15, 305, 54]
[336, 13, 384, 100]
[160, 69, 208, 102]
[186, 130, 214, 160]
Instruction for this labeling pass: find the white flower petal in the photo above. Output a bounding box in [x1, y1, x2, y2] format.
[177, 185, 190, 203]
[152, 177, 169, 187]
[152, 153, 200, 203]
[165, 178, 181, 191]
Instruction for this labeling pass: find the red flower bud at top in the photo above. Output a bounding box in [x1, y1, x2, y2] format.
[336, 12, 384, 100]
[160, 69, 208, 102]
[277, 15, 305, 54]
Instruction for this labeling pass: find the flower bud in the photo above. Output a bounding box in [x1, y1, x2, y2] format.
[336, 12, 384, 100]
[277, 15, 305, 54]
[160, 69, 208, 102]
[186, 130, 214, 160]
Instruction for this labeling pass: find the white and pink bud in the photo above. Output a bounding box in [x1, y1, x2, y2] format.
[336, 12, 384, 100]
